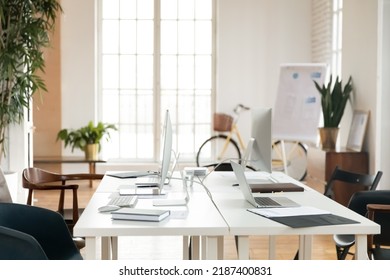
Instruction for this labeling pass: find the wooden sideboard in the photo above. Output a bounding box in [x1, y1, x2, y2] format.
[307, 146, 369, 206]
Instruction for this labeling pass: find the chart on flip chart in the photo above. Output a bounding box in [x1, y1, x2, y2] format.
[272, 63, 327, 144]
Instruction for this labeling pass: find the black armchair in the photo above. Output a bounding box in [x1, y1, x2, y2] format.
[0, 226, 48, 260]
[0, 202, 83, 260]
[326, 167, 383, 260]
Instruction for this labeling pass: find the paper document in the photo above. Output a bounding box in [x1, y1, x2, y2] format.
[247, 206, 330, 218]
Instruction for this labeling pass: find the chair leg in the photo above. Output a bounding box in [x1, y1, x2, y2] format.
[293, 250, 299, 260]
[336, 245, 352, 260]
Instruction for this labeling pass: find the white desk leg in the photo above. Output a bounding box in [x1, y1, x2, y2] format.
[237, 236, 250, 260]
[298, 235, 313, 260]
[205, 236, 218, 260]
[217, 236, 224, 260]
[84, 237, 97, 260]
[355, 234, 369, 260]
[201, 236, 206, 260]
[111, 237, 118, 260]
[192, 236, 200, 260]
[183, 236, 189, 260]
[268, 236, 276, 259]
[101, 237, 111, 260]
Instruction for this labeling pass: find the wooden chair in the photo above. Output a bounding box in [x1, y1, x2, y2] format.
[22, 167, 103, 246]
[366, 198, 390, 260]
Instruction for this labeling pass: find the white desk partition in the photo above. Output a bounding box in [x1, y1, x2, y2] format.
[74, 170, 380, 260]
[202, 171, 380, 260]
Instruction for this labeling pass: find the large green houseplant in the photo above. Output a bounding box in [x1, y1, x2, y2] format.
[56, 121, 117, 160]
[314, 75, 353, 149]
[0, 0, 62, 160]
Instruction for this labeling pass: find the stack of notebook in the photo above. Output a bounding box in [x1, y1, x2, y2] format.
[111, 208, 170, 222]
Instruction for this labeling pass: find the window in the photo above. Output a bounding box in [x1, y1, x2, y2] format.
[331, 0, 343, 76]
[311, 0, 343, 77]
[98, 0, 215, 162]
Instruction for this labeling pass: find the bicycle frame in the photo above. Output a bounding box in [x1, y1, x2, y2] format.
[196, 104, 308, 180]
[217, 123, 246, 160]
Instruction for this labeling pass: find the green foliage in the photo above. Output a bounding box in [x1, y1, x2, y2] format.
[0, 0, 62, 157]
[56, 121, 117, 152]
[314, 75, 353, 128]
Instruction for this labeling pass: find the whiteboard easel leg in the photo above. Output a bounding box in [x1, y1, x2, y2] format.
[280, 140, 288, 176]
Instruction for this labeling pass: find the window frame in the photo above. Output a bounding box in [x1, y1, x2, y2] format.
[96, 0, 216, 163]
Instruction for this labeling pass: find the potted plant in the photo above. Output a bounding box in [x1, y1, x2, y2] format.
[56, 121, 117, 160]
[0, 0, 62, 161]
[314, 75, 353, 149]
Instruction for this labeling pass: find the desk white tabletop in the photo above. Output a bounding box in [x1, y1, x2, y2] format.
[74, 186, 229, 238]
[202, 171, 380, 236]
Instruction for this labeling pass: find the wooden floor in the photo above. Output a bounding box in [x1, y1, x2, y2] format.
[31, 175, 350, 260]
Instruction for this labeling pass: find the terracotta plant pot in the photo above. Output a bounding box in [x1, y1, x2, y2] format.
[318, 127, 339, 150]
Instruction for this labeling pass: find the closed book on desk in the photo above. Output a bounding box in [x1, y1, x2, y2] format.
[111, 208, 170, 222]
[250, 183, 304, 193]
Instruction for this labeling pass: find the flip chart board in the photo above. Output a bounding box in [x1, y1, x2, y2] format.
[272, 64, 327, 144]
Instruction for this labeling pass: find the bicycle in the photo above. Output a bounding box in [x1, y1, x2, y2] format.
[196, 104, 308, 181]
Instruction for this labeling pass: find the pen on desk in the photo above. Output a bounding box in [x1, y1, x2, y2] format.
[232, 183, 239, 186]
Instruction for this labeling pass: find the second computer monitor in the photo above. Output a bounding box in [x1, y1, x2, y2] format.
[250, 107, 272, 173]
[160, 110, 173, 186]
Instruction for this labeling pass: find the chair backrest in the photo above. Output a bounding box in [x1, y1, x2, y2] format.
[348, 190, 390, 259]
[0, 203, 83, 260]
[0, 226, 48, 260]
[0, 167, 12, 203]
[22, 167, 64, 187]
[22, 167, 104, 187]
[324, 166, 383, 207]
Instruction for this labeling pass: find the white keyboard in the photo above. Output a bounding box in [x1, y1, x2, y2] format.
[108, 196, 138, 207]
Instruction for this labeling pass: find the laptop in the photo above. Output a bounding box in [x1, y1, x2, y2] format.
[231, 161, 300, 208]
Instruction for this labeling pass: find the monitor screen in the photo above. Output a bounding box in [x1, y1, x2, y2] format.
[250, 108, 272, 173]
[160, 110, 173, 186]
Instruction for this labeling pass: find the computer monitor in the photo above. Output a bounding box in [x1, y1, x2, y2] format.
[159, 110, 173, 187]
[250, 108, 272, 173]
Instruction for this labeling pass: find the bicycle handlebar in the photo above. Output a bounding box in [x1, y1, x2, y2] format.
[234, 104, 250, 114]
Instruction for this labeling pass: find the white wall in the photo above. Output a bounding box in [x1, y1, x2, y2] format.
[378, 0, 390, 189]
[342, 0, 389, 189]
[214, 0, 311, 141]
[61, 0, 97, 158]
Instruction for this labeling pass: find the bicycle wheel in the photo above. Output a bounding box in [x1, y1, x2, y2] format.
[196, 135, 241, 168]
[271, 140, 307, 181]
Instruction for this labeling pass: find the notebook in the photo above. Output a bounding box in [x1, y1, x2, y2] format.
[231, 161, 300, 208]
[250, 182, 304, 193]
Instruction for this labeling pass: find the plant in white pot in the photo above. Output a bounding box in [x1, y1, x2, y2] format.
[314, 75, 353, 150]
[56, 121, 117, 160]
[0, 0, 62, 160]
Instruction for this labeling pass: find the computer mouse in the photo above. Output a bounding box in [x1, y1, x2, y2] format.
[98, 205, 121, 213]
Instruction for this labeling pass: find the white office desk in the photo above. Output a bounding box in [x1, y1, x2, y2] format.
[74, 173, 229, 260]
[202, 171, 380, 260]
